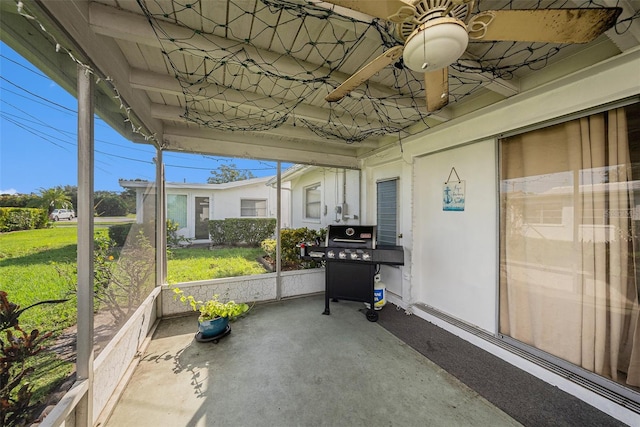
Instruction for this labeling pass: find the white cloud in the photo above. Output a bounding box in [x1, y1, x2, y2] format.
[0, 188, 17, 195]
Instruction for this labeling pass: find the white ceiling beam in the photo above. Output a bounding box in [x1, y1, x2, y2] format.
[163, 126, 360, 168]
[90, 2, 326, 78]
[453, 59, 520, 98]
[151, 104, 380, 148]
[91, 3, 400, 98]
[130, 68, 372, 131]
[90, 3, 436, 120]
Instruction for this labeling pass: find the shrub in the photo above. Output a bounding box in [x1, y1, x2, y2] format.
[0, 194, 40, 208]
[261, 227, 326, 269]
[108, 223, 133, 247]
[167, 219, 191, 248]
[208, 220, 225, 246]
[93, 231, 155, 324]
[0, 291, 66, 426]
[0, 208, 48, 232]
[208, 218, 276, 247]
[94, 195, 127, 217]
[111, 221, 191, 250]
[59, 231, 155, 326]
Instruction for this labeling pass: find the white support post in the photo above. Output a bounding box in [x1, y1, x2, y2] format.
[76, 64, 94, 427]
[276, 161, 282, 300]
[156, 149, 166, 288]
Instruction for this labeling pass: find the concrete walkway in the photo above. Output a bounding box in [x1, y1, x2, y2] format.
[105, 295, 520, 427]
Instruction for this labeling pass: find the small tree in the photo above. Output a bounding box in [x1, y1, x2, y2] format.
[38, 187, 71, 214]
[207, 163, 255, 184]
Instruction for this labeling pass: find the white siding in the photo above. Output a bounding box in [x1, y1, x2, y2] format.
[413, 140, 497, 332]
[362, 48, 640, 334]
[289, 168, 360, 229]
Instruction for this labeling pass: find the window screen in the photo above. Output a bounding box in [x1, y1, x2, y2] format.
[241, 199, 267, 217]
[167, 194, 187, 228]
[377, 179, 398, 245]
[305, 184, 321, 219]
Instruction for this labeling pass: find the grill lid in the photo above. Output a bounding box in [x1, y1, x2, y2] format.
[326, 225, 376, 249]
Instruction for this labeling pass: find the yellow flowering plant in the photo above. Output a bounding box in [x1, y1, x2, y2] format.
[173, 287, 250, 322]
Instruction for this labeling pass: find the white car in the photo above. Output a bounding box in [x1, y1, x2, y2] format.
[49, 208, 75, 221]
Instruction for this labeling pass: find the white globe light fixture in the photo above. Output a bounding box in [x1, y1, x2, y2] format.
[403, 17, 469, 73]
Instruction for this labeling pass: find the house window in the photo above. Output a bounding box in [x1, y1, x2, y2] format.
[377, 178, 398, 245]
[499, 102, 640, 393]
[240, 199, 267, 217]
[522, 201, 563, 225]
[167, 194, 187, 228]
[304, 184, 321, 220]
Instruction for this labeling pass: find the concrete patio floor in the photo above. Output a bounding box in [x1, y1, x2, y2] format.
[104, 294, 521, 427]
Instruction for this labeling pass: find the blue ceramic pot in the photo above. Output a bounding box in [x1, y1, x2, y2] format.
[198, 316, 229, 338]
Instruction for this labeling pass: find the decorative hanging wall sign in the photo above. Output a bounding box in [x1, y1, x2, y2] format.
[443, 167, 465, 211]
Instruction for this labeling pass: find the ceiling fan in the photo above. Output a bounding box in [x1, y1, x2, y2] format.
[323, 0, 622, 112]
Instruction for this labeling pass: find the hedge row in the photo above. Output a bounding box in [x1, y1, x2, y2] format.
[209, 218, 276, 247]
[108, 222, 158, 248]
[0, 208, 49, 232]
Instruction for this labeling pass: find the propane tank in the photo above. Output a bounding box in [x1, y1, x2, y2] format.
[373, 274, 386, 310]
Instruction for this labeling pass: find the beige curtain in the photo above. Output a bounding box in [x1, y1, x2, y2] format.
[500, 107, 640, 388]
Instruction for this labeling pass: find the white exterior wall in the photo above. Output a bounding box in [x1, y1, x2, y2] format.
[362, 160, 410, 301]
[289, 168, 360, 230]
[126, 177, 291, 240]
[363, 47, 640, 332]
[211, 181, 278, 220]
[359, 48, 640, 424]
[165, 188, 211, 239]
[413, 140, 497, 332]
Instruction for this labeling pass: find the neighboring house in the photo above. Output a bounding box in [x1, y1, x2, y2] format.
[270, 165, 361, 230]
[123, 164, 366, 241]
[120, 177, 291, 241]
[505, 180, 640, 243]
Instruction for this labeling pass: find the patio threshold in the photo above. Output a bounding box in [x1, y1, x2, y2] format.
[103, 294, 625, 426]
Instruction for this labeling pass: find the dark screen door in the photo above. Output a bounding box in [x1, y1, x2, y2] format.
[195, 197, 210, 239]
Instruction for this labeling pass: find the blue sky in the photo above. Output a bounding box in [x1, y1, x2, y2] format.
[0, 42, 285, 195]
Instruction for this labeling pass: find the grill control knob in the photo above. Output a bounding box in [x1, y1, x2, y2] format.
[350, 252, 359, 260]
[362, 252, 371, 261]
[339, 251, 347, 259]
[327, 250, 335, 259]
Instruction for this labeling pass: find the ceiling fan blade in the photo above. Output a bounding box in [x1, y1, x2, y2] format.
[424, 68, 449, 113]
[326, 45, 404, 102]
[320, 0, 415, 23]
[468, 8, 622, 44]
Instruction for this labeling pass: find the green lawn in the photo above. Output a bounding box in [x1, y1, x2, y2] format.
[0, 226, 83, 408]
[0, 224, 267, 417]
[0, 227, 268, 329]
[0, 227, 84, 332]
[167, 246, 267, 283]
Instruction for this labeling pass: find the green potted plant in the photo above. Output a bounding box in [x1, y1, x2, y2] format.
[173, 287, 250, 340]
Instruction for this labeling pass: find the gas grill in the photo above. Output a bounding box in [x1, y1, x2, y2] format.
[309, 225, 404, 322]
